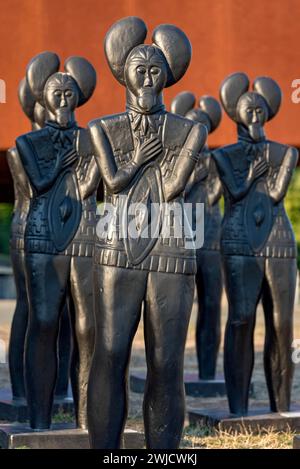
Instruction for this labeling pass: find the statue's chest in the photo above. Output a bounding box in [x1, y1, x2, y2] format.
[114, 117, 182, 189]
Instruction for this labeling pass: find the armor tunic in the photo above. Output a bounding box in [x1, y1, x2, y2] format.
[16, 122, 99, 257]
[214, 138, 297, 258]
[93, 111, 204, 275]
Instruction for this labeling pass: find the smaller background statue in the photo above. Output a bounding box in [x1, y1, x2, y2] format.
[171, 92, 223, 381]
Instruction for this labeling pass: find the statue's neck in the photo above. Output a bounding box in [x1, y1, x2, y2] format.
[237, 123, 266, 143]
[126, 89, 165, 115]
[46, 109, 76, 129]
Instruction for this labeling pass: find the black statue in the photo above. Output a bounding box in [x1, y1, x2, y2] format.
[15, 52, 98, 429]
[7, 78, 71, 403]
[213, 72, 298, 415]
[87, 17, 207, 449]
[171, 92, 223, 380]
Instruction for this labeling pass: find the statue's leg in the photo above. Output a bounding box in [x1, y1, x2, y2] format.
[54, 301, 72, 399]
[87, 265, 147, 449]
[223, 255, 264, 415]
[143, 271, 195, 449]
[69, 256, 95, 429]
[195, 249, 222, 380]
[262, 257, 297, 412]
[24, 253, 70, 429]
[8, 249, 28, 400]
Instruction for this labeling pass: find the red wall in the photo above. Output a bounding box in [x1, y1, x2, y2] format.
[1, 0, 300, 149]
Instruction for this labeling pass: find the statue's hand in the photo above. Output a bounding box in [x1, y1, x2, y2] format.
[197, 164, 209, 181]
[133, 136, 162, 166]
[249, 158, 268, 182]
[61, 148, 79, 169]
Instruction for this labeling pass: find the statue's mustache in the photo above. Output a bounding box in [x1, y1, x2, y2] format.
[248, 122, 264, 141]
[55, 108, 72, 127]
[137, 88, 157, 112]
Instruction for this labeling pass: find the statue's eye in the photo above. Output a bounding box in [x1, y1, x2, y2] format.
[65, 90, 73, 98]
[151, 67, 160, 75]
[137, 66, 146, 74]
[54, 90, 62, 97]
[256, 107, 263, 114]
[246, 108, 253, 114]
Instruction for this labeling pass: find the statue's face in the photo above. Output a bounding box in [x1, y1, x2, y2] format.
[44, 73, 78, 126]
[237, 92, 268, 140]
[125, 46, 167, 112]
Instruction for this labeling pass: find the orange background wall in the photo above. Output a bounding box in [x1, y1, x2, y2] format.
[1, 0, 300, 149]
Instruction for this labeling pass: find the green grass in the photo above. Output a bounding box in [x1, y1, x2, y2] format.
[52, 409, 75, 424]
[181, 424, 296, 449]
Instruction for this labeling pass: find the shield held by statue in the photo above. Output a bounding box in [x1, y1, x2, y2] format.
[245, 179, 272, 253]
[48, 170, 82, 251]
[123, 165, 164, 265]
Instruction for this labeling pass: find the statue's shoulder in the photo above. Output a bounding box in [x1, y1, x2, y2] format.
[166, 112, 193, 128]
[89, 112, 129, 133]
[16, 128, 49, 147]
[89, 113, 133, 153]
[7, 146, 18, 159]
[16, 127, 56, 166]
[18, 128, 48, 140]
[164, 112, 205, 148]
[267, 140, 288, 151]
[267, 140, 298, 166]
[267, 139, 297, 154]
[213, 142, 242, 160]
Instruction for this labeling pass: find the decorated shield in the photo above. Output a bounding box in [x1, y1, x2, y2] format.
[245, 179, 272, 253]
[123, 165, 163, 265]
[48, 170, 82, 251]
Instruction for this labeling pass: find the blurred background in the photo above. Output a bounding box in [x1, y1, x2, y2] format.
[1, 0, 300, 283]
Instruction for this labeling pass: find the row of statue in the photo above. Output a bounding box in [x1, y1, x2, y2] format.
[6, 16, 298, 449]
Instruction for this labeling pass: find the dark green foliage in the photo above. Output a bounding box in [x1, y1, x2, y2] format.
[285, 167, 300, 269]
[0, 203, 13, 257]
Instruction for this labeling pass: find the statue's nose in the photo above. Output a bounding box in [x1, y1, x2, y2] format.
[252, 111, 259, 123]
[60, 94, 67, 107]
[144, 72, 153, 87]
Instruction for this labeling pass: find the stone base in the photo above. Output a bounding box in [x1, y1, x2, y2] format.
[188, 407, 300, 434]
[0, 423, 145, 449]
[294, 435, 300, 449]
[182, 373, 227, 397]
[130, 371, 254, 398]
[0, 388, 74, 423]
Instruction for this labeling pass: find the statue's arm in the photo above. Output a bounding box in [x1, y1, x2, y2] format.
[16, 136, 61, 193]
[184, 153, 210, 196]
[6, 147, 32, 198]
[79, 156, 101, 199]
[207, 158, 223, 206]
[184, 165, 197, 196]
[76, 129, 101, 199]
[164, 123, 207, 202]
[89, 121, 139, 194]
[268, 146, 298, 203]
[213, 150, 254, 201]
